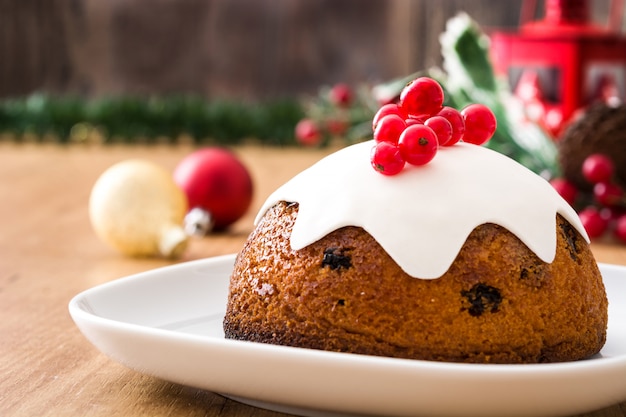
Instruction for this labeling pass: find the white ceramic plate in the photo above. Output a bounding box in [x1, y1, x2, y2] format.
[69, 255, 626, 417]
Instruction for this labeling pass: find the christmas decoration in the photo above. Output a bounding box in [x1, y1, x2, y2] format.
[173, 147, 253, 233]
[297, 12, 560, 178]
[0, 95, 303, 145]
[550, 103, 626, 242]
[89, 159, 188, 258]
[294, 118, 323, 147]
[558, 103, 626, 191]
[490, 0, 626, 136]
[296, 82, 379, 146]
[369, 76, 497, 175]
[435, 12, 560, 178]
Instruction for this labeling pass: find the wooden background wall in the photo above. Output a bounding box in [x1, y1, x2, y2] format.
[0, 0, 616, 100]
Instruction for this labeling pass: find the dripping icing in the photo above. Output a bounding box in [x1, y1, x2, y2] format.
[255, 140, 588, 279]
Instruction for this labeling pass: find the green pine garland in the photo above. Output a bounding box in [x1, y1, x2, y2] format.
[0, 94, 304, 145]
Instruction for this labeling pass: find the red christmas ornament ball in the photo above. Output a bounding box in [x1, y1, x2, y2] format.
[173, 148, 253, 231]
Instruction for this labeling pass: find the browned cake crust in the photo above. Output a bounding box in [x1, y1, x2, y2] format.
[223, 202, 608, 363]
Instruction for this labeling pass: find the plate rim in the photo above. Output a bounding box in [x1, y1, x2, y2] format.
[69, 255, 626, 417]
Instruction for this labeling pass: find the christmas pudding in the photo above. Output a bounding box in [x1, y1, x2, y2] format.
[223, 78, 608, 364]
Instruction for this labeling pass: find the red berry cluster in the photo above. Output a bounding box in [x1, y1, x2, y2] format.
[550, 154, 626, 243]
[370, 77, 497, 175]
[295, 83, 353, 147]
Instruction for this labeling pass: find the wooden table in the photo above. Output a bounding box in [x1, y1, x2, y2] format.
[1, 142, 625, 417]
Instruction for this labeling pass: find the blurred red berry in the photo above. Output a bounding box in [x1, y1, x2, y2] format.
[550, 178, 578, 206]
[329, 83, 353, 107]
[615, 214, 626, 243]
[593, 182, 624, 207]
[326, 118, 348, 136]
[582, 154, 614, 184]
[600, 206, 624, 222]
[578, 207, 609, 238]
[295, 118, 322, 146]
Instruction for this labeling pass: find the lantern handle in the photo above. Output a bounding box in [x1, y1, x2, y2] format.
[609, 0, 624, 31]
[519, 0, 624, 32]
[519, 0, 537, 27]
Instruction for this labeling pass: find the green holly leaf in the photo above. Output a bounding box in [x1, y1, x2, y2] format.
[437, 12, 559, 178]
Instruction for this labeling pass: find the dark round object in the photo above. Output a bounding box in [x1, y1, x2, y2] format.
[558, 103, 626, 191]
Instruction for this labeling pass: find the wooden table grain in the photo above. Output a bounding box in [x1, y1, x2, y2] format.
[1, 142, 625, 417]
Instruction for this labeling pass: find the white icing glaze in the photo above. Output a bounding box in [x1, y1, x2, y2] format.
[255, 140, 588, 279]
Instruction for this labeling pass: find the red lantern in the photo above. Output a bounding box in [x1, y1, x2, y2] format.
[490, 0, 626, 137]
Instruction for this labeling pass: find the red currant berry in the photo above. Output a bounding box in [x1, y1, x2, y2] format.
[593, 182, 624, 207]
[405, 118, 423, 127]
[398, 124, 438, 166]
[436, 106, 465, 146]
[582, 154, 614, 184]
[399, 77, 444, 118]
[614, 214, 626, 243]
[329, 83, 352, 107]
[373, 114, 406, 144]
[578, 207, 609, 238]
[460, 104, 497, 145]
[295, 118, 322, 146]
[372, 104, 406, 130]
[550, 178, 579, 206]
[370, 141, 405, 175]
[425, 115, 453, 146]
